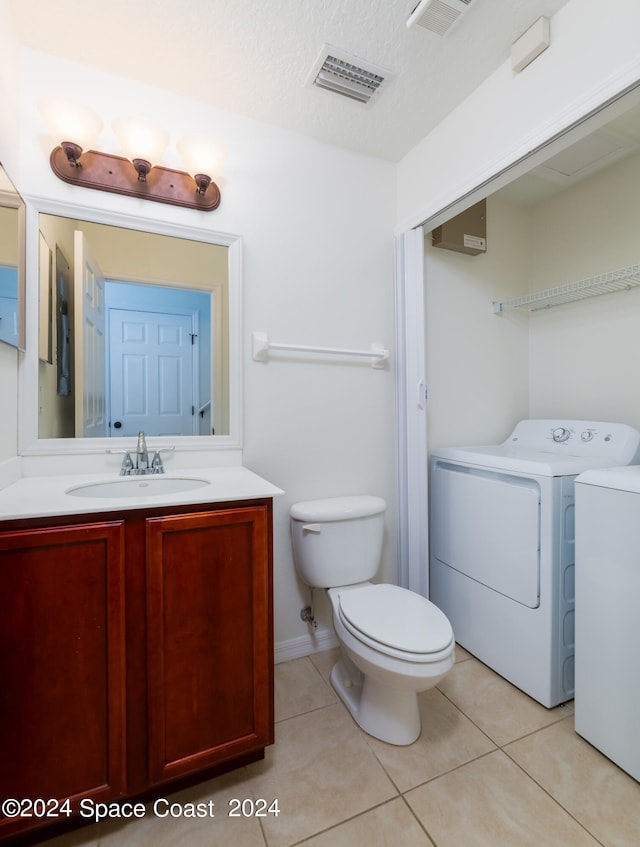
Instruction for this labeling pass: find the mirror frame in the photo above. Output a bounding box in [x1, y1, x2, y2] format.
[0, 165, 26, 351]
[19, 197, 243, 456]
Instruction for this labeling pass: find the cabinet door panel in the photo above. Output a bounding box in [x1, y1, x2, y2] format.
[0, 522, 126, 836]
[146, 506, 273, 782]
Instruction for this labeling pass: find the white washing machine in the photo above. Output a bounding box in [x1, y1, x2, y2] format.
[430, 420, 640, 708]
[574, 465, 640, 780]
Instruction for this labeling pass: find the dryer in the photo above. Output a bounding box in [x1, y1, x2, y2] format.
[574, 465, 640, 780]
[430, 420, 640, 708]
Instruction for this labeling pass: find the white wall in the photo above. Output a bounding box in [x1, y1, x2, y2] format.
[527, 148, 640, 427]
[0, 0, 19, 175]
[425, 194, 530, 451]
[12, 48, 397, 655]
[425, 146, 640, 455]
[397, 0, 640, 231]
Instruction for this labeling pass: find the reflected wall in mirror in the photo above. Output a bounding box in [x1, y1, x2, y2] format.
[0, 164, 25, 350]
[37, 214, 229, 439]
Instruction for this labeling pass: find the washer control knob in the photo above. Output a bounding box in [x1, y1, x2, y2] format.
[580, 430, 594, 442]
[552, 427, 571, 443]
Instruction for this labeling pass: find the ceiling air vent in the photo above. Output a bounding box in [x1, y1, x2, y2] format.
[407, 0, 475, 37]
[308, 45, 393, 105]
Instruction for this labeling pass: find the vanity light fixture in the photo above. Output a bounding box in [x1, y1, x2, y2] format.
[113, 116, 170, 184]
[40, 98, 104, 168]
[177, 135, 227, 197]
[42, 99, 222, 211]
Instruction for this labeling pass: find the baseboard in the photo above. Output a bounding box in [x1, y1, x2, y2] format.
[274, 628, 339, 664]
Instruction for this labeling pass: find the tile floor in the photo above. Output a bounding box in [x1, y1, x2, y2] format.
[37, 646, 639, 847]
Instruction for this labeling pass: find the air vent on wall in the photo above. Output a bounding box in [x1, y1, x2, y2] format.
[407, 0, 475, 36]
[307, 45, 393, 105]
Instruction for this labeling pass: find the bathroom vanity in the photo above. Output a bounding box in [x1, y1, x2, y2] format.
[0, 469, 280, 842]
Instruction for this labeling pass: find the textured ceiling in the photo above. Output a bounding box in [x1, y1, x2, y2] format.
[8, 0, 570, 162]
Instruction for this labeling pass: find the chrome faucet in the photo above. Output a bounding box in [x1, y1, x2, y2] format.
[135, 431, 149, 471]
[113, 431, 174, 475]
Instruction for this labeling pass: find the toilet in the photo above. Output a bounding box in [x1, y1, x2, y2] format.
[290, 495, 455, 745]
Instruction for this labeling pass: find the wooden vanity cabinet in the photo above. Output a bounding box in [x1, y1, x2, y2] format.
[145, 505, 274, 783]
[0, 520, 127, 841]
[0, 499, 274, 843]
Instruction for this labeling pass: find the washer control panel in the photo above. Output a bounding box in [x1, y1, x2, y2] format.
[545, 423, 614, 448]
[552, 427, 571, 443]
[552, 427, 600, 443]
[505, 420, 640, 464]
[547, 425, 609, 446]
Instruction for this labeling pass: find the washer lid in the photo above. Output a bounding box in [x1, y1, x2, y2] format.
[339, 584, 453, 654]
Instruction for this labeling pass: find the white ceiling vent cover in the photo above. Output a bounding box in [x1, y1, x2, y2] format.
[407, 0, 475, 36]
[307, 45, 393, 105]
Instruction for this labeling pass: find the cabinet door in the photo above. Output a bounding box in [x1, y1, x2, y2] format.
[0, 521, 126, 838]
[146, 506, 273, 783]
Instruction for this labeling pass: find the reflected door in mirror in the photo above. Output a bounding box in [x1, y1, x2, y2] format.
[37, 214, 229, 440]
[109, 308, 197, 437]
[0, 265, 18, 347]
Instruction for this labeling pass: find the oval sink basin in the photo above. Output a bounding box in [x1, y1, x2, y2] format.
[66, 477, 209, 499]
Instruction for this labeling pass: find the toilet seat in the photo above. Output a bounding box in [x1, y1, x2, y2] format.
[337, 584, 454, 663]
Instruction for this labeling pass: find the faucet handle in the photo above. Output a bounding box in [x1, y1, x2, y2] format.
[106, 447, 135, 475]
[150, 446, 175, 474]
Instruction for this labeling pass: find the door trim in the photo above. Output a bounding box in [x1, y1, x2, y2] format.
[394, 227, 429, 597]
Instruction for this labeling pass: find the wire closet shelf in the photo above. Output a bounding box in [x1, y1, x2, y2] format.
[492, 263, 640, 313]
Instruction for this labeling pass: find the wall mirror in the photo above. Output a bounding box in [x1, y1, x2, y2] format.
[20, 201, 242, 454]
[0, 163, 26, 351]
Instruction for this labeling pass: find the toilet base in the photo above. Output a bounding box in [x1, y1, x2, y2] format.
[330, 658, 421, 746]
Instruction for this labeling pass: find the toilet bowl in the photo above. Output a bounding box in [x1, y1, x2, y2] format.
[329, 582, 455, 744]
[290, 495, 455, 745]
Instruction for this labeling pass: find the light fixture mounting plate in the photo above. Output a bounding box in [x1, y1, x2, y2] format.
[49, 147, 221, 211]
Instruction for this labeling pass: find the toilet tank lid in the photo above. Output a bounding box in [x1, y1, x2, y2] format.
[290, 495, 386, 522]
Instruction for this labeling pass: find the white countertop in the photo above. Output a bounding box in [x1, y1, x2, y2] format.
[0, 466, 284, 521]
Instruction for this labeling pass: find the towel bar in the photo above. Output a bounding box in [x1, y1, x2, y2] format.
[252, 332, 389, 368]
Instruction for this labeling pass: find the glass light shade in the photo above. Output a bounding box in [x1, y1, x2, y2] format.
[177, 135, 226, 178]
[113, 117, 169, 165]
[39, 98, 103, 150]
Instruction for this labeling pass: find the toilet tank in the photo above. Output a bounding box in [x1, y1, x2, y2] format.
[290, 496, 386, 588]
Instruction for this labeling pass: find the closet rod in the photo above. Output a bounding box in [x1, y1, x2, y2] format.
[252, 332, 389, 368]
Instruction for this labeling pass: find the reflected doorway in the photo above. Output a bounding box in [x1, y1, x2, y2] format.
[107, 285, 210, 437]
[37, 214, 228, 440]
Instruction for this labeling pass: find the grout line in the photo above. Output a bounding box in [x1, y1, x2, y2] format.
[275, 699, 341, 725]
[398, 793, 439, 847]
[283, 797, 421, 847]
[270, 649, 623, 846]
[501, 743, 608, 847]
[434, 684, 499, 747]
